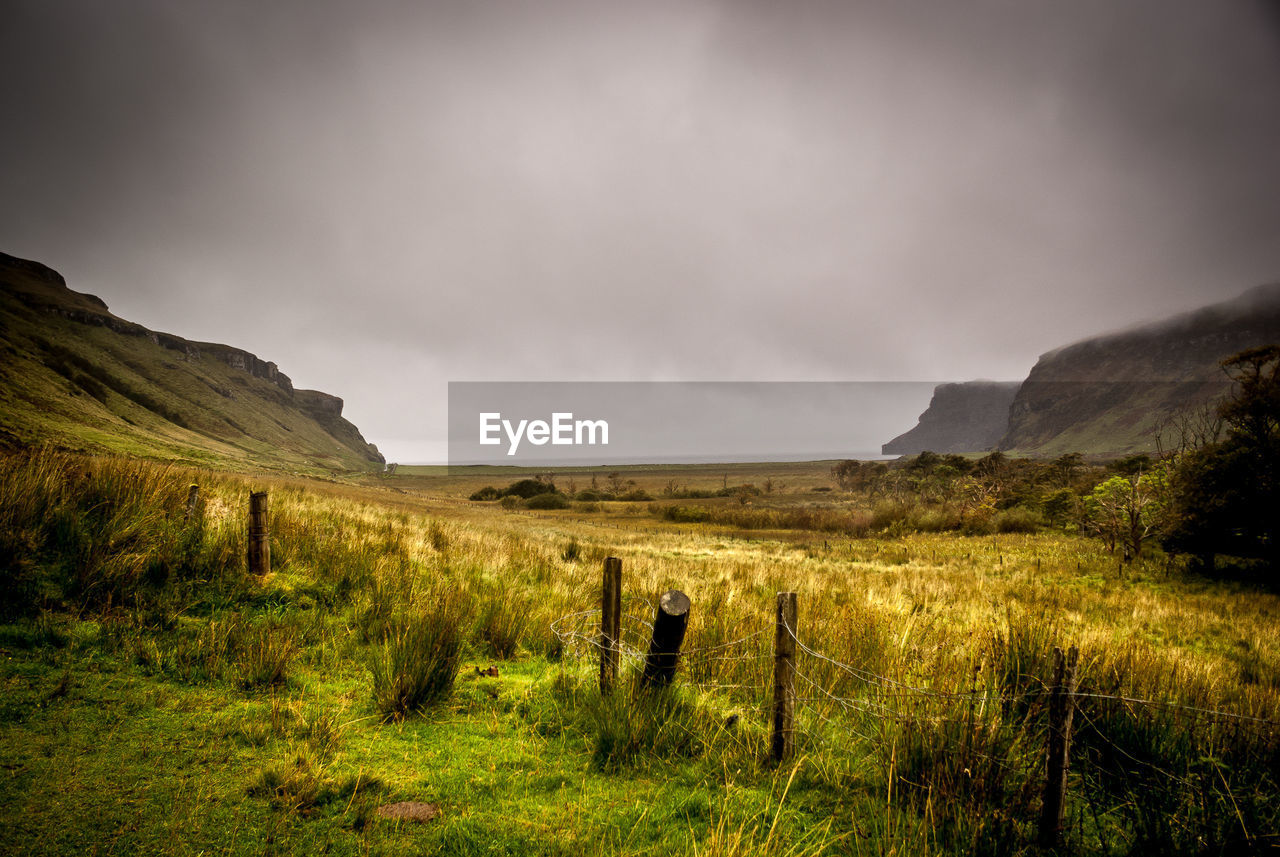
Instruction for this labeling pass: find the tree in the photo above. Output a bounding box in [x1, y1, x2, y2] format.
[1085, 467, 1170, 561]
[1163, 346, 1280, 573]
[831, 459, 888, 492]
[1051, 452, 1084, 486]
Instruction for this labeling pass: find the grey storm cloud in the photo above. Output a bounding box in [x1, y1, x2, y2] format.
[3, 0, 1280, 461]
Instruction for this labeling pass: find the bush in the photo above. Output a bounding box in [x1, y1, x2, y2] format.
[525, 492, 569, 510]
[993, 506, 1042, 534]
[500, 479, 556, 499]
[662, 505, 710, 524]
[909, 507, 959, 533]
[870, 500, 911, 530]
[468, 486, 500, 501]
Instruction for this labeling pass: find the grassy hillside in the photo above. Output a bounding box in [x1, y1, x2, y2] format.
[0, 252, 383, 474]
[1000, 283, 1280, 456]
[2, 450, 1277, 855]
[879, 284, 1280, 457]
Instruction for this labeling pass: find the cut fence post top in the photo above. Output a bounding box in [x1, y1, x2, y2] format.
[183, 484, 200, 522]
[659, 590, 690, 618]
[641, 589, 691, 690]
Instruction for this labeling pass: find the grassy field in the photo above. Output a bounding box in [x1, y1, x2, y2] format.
[1, 451, 1277, 855]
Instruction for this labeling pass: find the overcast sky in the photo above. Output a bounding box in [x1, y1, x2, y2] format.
[3, 1, 1280, 462]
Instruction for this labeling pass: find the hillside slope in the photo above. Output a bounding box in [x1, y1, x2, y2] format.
[0, 252, 384, 472]
[999, 283, 1280, 455]
[879, 283, 1280, 457]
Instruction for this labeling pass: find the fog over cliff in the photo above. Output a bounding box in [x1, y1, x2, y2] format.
[3, 1, 1280, 461]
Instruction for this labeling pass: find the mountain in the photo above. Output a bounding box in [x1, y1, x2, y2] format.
[880, 283, 1280, 457]
[881, 381, 1020, 455]
[0, 252, 384, 472]
[998, 283, 1280, 455]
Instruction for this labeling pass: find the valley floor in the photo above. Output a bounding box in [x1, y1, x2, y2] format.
[1, 455, 1277, 855]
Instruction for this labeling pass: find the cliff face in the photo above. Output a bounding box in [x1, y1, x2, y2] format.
[0, 251, 383, 471]
[998, 283, 1280, 455]
[882, 381, 1020, 455]
[879, 283, 1280, 458]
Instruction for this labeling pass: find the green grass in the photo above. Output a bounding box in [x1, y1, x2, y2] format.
[1, 450, 1278, 855]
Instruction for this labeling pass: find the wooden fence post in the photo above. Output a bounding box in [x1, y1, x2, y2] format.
[600, 557, 622, 694]
[641, 590, 691, 690]
[248, 491, 270, 576]
[1038, 645, 1080, 848]
[184, 484, 200, 522]
[772, 591, 798, 763]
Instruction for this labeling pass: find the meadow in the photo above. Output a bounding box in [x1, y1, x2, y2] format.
[0, 450, 1277, 856]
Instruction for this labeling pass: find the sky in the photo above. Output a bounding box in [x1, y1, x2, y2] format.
[3, 0, 1280, 462]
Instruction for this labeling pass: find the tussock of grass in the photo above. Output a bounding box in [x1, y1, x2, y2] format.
[235, 617, 300, 689]
[474, 582, 531, 659]
[368, 584, 472, 721]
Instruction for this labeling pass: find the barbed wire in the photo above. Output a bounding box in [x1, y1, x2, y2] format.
[549, 608, 1280, 735]
[1071, 692, 1280, 729]
[783, 613, 1051, 706]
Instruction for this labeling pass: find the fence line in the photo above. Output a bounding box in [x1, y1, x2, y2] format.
[548, 562, 1279, 848]
[550, 606, 1280, 732]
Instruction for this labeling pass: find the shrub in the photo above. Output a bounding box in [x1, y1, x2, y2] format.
[525, 492, 569, 510]
[909, 506, 960, 533]
[662, 505, 710, 524]
[993, 506, 1042, 534]
[870, 500, 911, 530]
[468, 486, 500, 501]
[500, 479, 556, 499]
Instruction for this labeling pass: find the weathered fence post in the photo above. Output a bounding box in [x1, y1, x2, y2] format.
[599, 557, 622, 694]
[1038, 645, 1080, 848]
[641, 590, 691, 690]
[248, 491, 270, 576]
[772, 591, 798, 763]
[184, 484, 200, 522]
